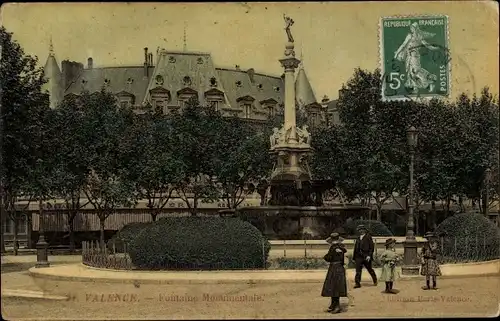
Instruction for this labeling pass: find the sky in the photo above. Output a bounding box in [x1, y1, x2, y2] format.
[1, 2, 498, 100]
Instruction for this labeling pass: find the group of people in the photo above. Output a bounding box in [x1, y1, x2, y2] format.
[321, 225, 442, 314]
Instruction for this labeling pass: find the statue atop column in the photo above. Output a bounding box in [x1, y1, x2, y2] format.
[284, 14, 295, 43]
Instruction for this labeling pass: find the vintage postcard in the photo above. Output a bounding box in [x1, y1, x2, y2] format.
[1, 2, 499, 320]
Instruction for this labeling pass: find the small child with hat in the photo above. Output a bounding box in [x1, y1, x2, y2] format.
[379, 238, 400, 293]
[420, 231, 441, 290]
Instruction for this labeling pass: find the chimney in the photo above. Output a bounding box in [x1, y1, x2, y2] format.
[247, 68, 255, 83]
[143, 47, 149, 78]
[148, 53, 153, 66]
[87, 57, 93, 69]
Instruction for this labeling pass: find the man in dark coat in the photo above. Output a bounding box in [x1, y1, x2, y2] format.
[321, 232, 348, 314]
[353, 225, 377, 288]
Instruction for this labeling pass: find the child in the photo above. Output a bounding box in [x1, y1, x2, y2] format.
[379, 238, 400, 293]
[420, 232, 441, 290]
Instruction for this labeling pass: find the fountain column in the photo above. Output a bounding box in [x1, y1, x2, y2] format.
[268, 15, 316, 237]
[281, 42, 300, 145]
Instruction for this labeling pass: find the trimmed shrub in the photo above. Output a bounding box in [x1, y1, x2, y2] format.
[343, 219, 393, 237]
[272, 257, 328, 270]
[128, 217, 271, 270]
[435, 213, 500, 262]
[107, 222, 152, 253]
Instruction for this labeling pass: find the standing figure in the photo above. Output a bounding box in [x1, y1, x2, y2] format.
[394, 22, 440, 93]
[420, 232, 441, 290]
[353, 225, 378, 288]
[322, 232, 348, 314]
[283, 14, 295, 43]
[379, 238, 400, 293]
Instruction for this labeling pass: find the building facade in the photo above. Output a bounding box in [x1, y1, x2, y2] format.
[43, 44, 340, 126]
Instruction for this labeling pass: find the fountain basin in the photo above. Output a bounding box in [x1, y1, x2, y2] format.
[222, 205, 370, 240]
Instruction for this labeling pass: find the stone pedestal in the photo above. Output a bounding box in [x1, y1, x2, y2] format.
[35, 235, 50, 268]
[402, 238, 419, 275]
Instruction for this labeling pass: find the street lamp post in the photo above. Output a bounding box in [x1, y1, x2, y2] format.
[35, 199, 49, 268]
[402, 126, 420, 275]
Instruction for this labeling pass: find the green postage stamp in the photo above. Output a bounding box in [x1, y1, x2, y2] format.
[380, 15, 450, 101]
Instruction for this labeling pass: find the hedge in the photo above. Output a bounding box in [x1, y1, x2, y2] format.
[107, 222, 152, 253]
[128, 217, 271, 270]
[435, 213, 500, 262]
[343, 219, 393, 237]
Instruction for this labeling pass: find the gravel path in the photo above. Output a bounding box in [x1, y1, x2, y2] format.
[2, 274, 499, 319]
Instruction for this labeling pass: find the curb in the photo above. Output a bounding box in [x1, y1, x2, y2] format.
[28, 264, 500, 285]
[1, 289, 69, 301]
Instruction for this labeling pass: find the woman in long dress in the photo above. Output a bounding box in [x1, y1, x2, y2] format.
[394, 22, 440, 93]
[420, 232, 442, 290]
[321, 232, 348, 314]
[379, 238, 400, 293]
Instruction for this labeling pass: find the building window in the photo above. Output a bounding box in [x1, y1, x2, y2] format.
[2, 216, 28, 234]
[268, 105, 275, 117]
[244, 103, 252, 118]
[310, 112, 318, 127]
[120, 100, 129, 109]
[154, 100, 164, 114]
[209, 100, 219, 112]
[3, 218, 13, 233]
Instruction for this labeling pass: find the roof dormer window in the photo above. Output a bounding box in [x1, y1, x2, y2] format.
[257, 84, 263, 90]
[183, 76, 192, 86]
[235, 80, 242, 87]
[127, 78, 134, 84]
[210, 77, 217, 87]
[169, 56, 176, 63]
[104, 78, 110, 86]
[274, 86, 280, 92]
[197, 57, 204, 64]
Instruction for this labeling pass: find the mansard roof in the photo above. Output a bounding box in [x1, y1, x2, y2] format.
[62, 49, 286, 110]
[65, 66, 154, 104]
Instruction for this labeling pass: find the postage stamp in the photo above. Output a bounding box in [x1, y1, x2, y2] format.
[380, 15, 450, 101]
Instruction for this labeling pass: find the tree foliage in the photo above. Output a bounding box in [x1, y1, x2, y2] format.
[1, 27, 50, 253]
[312, 67, 499, 221]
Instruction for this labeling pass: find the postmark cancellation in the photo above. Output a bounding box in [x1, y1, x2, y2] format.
[379, 15, 450, 101]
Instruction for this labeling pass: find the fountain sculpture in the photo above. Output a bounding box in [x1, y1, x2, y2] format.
[228, 15, 369, 239]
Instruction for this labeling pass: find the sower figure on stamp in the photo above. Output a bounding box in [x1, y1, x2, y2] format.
[420, 232, 441, 290]
[353, 225, 377, 288]
[322, 233, 348, 314]
[379, 238, 401, 294]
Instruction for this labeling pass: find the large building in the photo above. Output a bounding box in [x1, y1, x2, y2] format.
[42, 43, 340, 126]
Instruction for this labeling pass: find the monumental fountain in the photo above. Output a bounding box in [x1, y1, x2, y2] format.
[227, 15, 369, 239]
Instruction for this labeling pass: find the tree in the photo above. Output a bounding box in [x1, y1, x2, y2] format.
[78, 90, 138, 248]
[452, 89, 499, 213]
[47, 95, 91, 251]
[121, 112, 183, 221]
[171, 97, 220, 216]
[1, 27, 50, 253]
[212, 116, 272, 208]
[330, 68, 406, 220]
